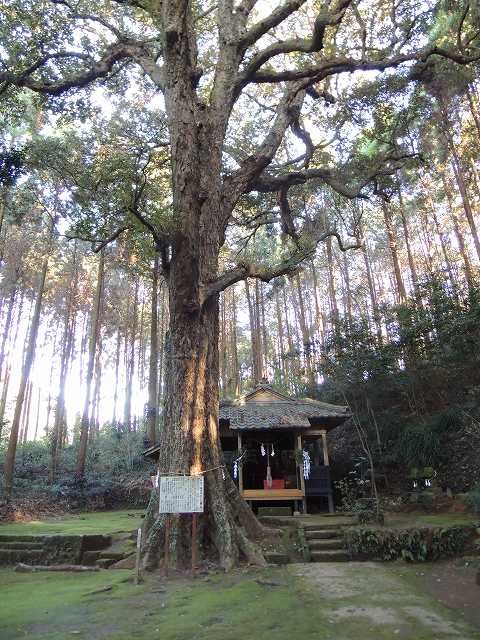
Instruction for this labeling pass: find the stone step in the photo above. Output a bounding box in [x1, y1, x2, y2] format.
[0, 548, 46, 565]
[264, 552, 290, 565]
[82, 551, 101, 566]
[305, 529, 341, 540]
[303, 520, 355, 531]
[308, 538, 344, 551]
[0, 541, 44, 550]
[0, 535, 46, 543]
[98, 551, 127, 560]
[310, 550, 349, 562]
[95, 557, 117, 569]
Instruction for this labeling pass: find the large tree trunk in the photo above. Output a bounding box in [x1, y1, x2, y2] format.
[381, 200, 407, 302]
[292, 273, 314, 386]
[0, 285, 16, 381]
[3, 250, 49, 500]
[245, 278, 262, 383]
[0, 365, 11, 431]
[142, 7, 267, 568]
[123, 277, 138, 432]
[325, 236, 340, 329]
[143, 253, 266, 571]
[397, 186, 420, 297]
[112, 327, 121, 428]
[440, 170, 475, 289]
[147, 256, 159, 444]
[229, 287, 240, 396]
[51, 249, 78, 480]
[76, 250, 104, 477]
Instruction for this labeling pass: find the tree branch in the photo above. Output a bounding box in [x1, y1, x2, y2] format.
[0, 40, 162, 96]
[206, 229, 360, 298]
[244, 45, 480, 85]
[249, 152, 416, 198]
[238, 0, 352, 84]
[226, 82, 307, 203]
[238, 0, 308, 50]
[92, 226, 129, 252]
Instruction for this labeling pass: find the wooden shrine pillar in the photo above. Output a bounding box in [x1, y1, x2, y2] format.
[296, 434, 308, 514]
[320, 429, 334, 513]
[237, 432, 244, 495]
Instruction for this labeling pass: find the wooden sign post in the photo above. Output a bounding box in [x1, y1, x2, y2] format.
[158, 475, 204, 576]
[191, 513, 198, 575]
[134, 527, 142, 585]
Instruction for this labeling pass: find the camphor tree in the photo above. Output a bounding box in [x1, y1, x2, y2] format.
[1, 0, 479, 568]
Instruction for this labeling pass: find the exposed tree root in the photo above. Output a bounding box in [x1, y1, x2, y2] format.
[141, 476, 269, 572]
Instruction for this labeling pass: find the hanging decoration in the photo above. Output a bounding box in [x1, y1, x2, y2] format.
[271, 444, 275, 457]
[221, 468, 226, 481]
[303, 449, 311, 480]
[266, 461, 273, 488]
[232, 449, 247, 481]
[261, 443, 266, 457]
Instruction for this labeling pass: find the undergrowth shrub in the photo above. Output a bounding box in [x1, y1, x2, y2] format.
[344, 525, 475, 562]
[465, 483, 480, 515]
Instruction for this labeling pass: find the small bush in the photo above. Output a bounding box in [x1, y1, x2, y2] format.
[344, 524, 475, 562]
[465, 483, 480, 514]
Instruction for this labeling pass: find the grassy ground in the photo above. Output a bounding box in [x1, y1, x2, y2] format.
[1, 561, 479, 640]
[385, 512, 479, 528]
[0, 510, 144, 536]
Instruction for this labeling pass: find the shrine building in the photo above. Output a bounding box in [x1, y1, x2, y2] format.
[219, 384, 351, 514]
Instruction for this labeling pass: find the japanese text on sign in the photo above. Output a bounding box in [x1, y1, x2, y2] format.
[159, 475, 204, 513]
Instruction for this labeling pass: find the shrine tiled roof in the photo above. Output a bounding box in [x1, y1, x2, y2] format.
[219, 384, 351, 431]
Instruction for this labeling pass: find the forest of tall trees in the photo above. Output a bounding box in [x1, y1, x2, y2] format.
[0, 0, 479, 568]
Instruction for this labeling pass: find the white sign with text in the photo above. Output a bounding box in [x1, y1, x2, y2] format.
[158, 475, 204, 514]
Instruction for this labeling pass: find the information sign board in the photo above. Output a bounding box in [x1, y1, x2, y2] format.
[159, 475, 204, 513]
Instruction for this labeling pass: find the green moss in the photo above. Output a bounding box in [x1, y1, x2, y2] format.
[0, 568, 133, 639]
[415, 514, 479, 527]
[1, 562, 478, 639]
[0, 510, 144, 536]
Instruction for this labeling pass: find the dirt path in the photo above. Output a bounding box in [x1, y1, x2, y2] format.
[398, 560, 480, 630]
[291, 562, 480, 639]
